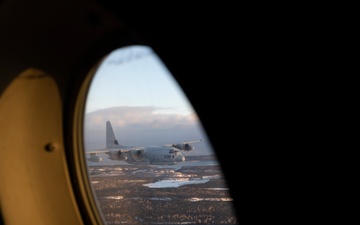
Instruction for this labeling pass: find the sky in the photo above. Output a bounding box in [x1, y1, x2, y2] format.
[83, 45, 214, 156]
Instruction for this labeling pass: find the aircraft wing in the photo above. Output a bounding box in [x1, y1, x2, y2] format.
[85, 147, 145, 162]
[164, 139, 203, 146]
[85, 149, 109, 154]
[163, 139, 203, 151]
[180, 139, 203, 144]
[85, 148, 130, 154]
[85, 147, 143, 154]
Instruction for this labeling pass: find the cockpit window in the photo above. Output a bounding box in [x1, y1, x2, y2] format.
[83, 45, 238, 224]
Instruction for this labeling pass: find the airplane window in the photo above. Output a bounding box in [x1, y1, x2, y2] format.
[83, 45, 238, 224]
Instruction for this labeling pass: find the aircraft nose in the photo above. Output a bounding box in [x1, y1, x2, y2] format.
[176, 155, 185, 162]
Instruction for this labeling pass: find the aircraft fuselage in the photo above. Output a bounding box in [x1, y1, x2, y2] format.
[118, 146, 185, 165]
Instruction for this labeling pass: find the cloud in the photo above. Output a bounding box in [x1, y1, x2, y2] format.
[85, 106, 199, 129]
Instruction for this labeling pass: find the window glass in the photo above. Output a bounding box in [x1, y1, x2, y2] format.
[84, 45, 238, 224]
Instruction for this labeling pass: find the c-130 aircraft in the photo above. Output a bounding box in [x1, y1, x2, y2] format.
[86, 121, 202, 165]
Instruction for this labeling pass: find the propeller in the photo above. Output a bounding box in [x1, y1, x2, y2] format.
[131, 149, 145, 161]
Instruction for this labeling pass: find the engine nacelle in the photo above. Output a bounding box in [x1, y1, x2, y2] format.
[88, 153, 102, 162]
[131, 149, 146, 161]
[108, 150, 128, 161]
[172, 143, 194, 151]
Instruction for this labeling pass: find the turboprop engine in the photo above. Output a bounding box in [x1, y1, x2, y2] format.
[172, 143, 194, 151]
[171, 140, 202, 151]
[107, 150, 128, 161]
[131, 149, 146, 161]
[88, 153, 102, 162]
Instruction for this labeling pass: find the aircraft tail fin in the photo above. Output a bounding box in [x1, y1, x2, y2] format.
[106, 121, 127, 149]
